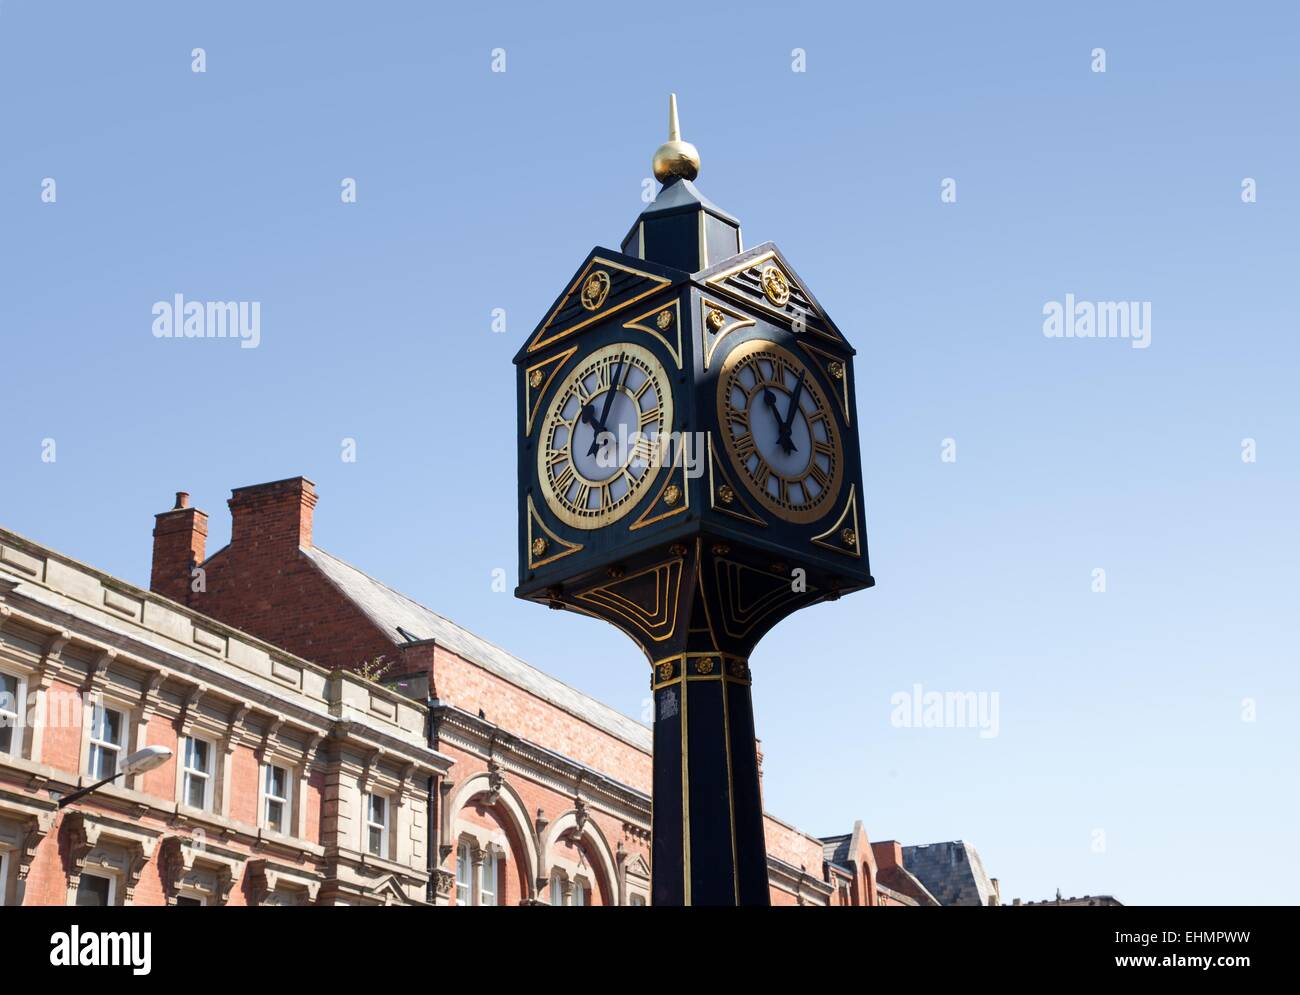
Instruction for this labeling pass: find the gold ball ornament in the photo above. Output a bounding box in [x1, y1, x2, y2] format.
[652, 94, 701, 184]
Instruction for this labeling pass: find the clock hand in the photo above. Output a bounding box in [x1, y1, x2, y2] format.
[587, 353, 625, 458]
[777, 370, 806, 455]
[763, 389, 783, 435]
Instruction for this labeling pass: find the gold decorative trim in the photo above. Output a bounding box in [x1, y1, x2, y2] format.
[523, 345, 578, 435]
[621, 298, 683, 370]
[796, 339, 851, 426]
[580, 270, 611, 310]
[651, 652, 751, 689]
[526, 495, 583, 569]
[699, 298, 756, 370]
[714, 557, 810, 640]
[707, 434, 765, 527]
[629, 434, 690, 532]
[527, 257, 673, 354]
[703, 249, 841, 343]
[811, 485, 862, 558]
[760, 265, 790, 307]
[577, 558, 683, 643]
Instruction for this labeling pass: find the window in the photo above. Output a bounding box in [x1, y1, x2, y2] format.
[630, 894, 646, 906]
[455, 842, 471, 905]
[174, 894, 205, 907]
[0, 670, 24, 758]
[181, 736, 214, 810]
[0, 850, 9, 907]
[262, 763, 291, 834]
[549, 870, 565, 906]
[76, 872, 115, 907]
[364, 792, 388, 857]
[88, 703, 124, 780]
[571, 878, 587, 907]
[479, 850, 497, 907]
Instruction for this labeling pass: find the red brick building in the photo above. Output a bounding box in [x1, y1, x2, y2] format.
[0, 476, 998, 906]
[0, 522, 448, 906]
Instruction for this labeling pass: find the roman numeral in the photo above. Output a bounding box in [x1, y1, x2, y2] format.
[809, 461, 830, 488]
[734, 434, 756, 461]
[632, 437, 659, 466]
[639, 406, 661, 428]
[553, 464, 575, 497]
[752, 462, 772, 491]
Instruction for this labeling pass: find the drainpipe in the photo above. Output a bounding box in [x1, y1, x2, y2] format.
[426, 697, 437, 905]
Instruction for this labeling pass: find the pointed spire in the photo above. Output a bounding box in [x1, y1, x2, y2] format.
[652, 93, 700, 183]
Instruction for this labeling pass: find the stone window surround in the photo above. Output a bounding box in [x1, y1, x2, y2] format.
[82, 691, 133, 784]
[158, 834, 242, 906]
[618, 849, 650, 907]
[0, 661, 26, 760]
[452, 830, 507, 907]
[177, 731, 217, 812]
[247, 858, 320, 906]
[0, 795, 56, 905]
[61, 809, 159, 907]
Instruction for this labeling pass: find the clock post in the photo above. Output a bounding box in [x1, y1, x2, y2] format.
[514, 96, 874, 906]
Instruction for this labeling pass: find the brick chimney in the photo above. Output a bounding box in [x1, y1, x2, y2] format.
[151, 491, 208, 603]
[228, 476, 317, 551]
[870, 840, 905, 870]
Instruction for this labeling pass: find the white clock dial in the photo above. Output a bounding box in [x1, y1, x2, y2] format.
[537, 342, 673, 529]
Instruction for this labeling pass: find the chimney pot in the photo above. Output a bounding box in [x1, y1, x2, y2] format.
[175, 491, 189, 509]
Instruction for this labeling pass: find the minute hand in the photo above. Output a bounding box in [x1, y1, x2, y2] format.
[778, 370, 806, 454]
[587, 353, 625, 457]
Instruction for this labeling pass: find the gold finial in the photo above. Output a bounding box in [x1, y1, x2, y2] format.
[652, 93, 700, 183]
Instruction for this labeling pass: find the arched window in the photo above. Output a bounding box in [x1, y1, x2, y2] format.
[571, 878, 587, 907]
[549, 869, 565, 906]
[480, 849, 498, 906]
[455, 843, 471, 905]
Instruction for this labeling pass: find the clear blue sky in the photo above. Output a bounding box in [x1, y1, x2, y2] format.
[2, 2, 1296, 905]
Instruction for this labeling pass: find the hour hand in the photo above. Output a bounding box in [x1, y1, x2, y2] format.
[764, 389, 797, 455]
[581, 403, 605, 457]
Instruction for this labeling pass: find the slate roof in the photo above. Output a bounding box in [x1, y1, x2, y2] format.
[902, 840, 997, 907]
[302, 545, 653, 752]
[821, 834, 852, 866]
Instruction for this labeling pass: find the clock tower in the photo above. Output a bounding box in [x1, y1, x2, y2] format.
[514, 96, 874, 906]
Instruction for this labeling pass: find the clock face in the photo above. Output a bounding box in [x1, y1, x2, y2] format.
[717, 339, 844, 524]
[537, 341, 673, 529]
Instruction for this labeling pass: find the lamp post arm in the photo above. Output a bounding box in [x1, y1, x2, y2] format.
[57, 771, 124, 808]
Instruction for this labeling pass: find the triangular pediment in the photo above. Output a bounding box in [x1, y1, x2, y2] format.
[697, 242, 853, 351]
[516, 249, 683, 362]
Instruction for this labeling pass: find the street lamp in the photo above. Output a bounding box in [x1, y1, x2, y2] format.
[56, 745, 172, 808]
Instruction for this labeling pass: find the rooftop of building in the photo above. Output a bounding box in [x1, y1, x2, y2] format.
[301, 545, 654, 752]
